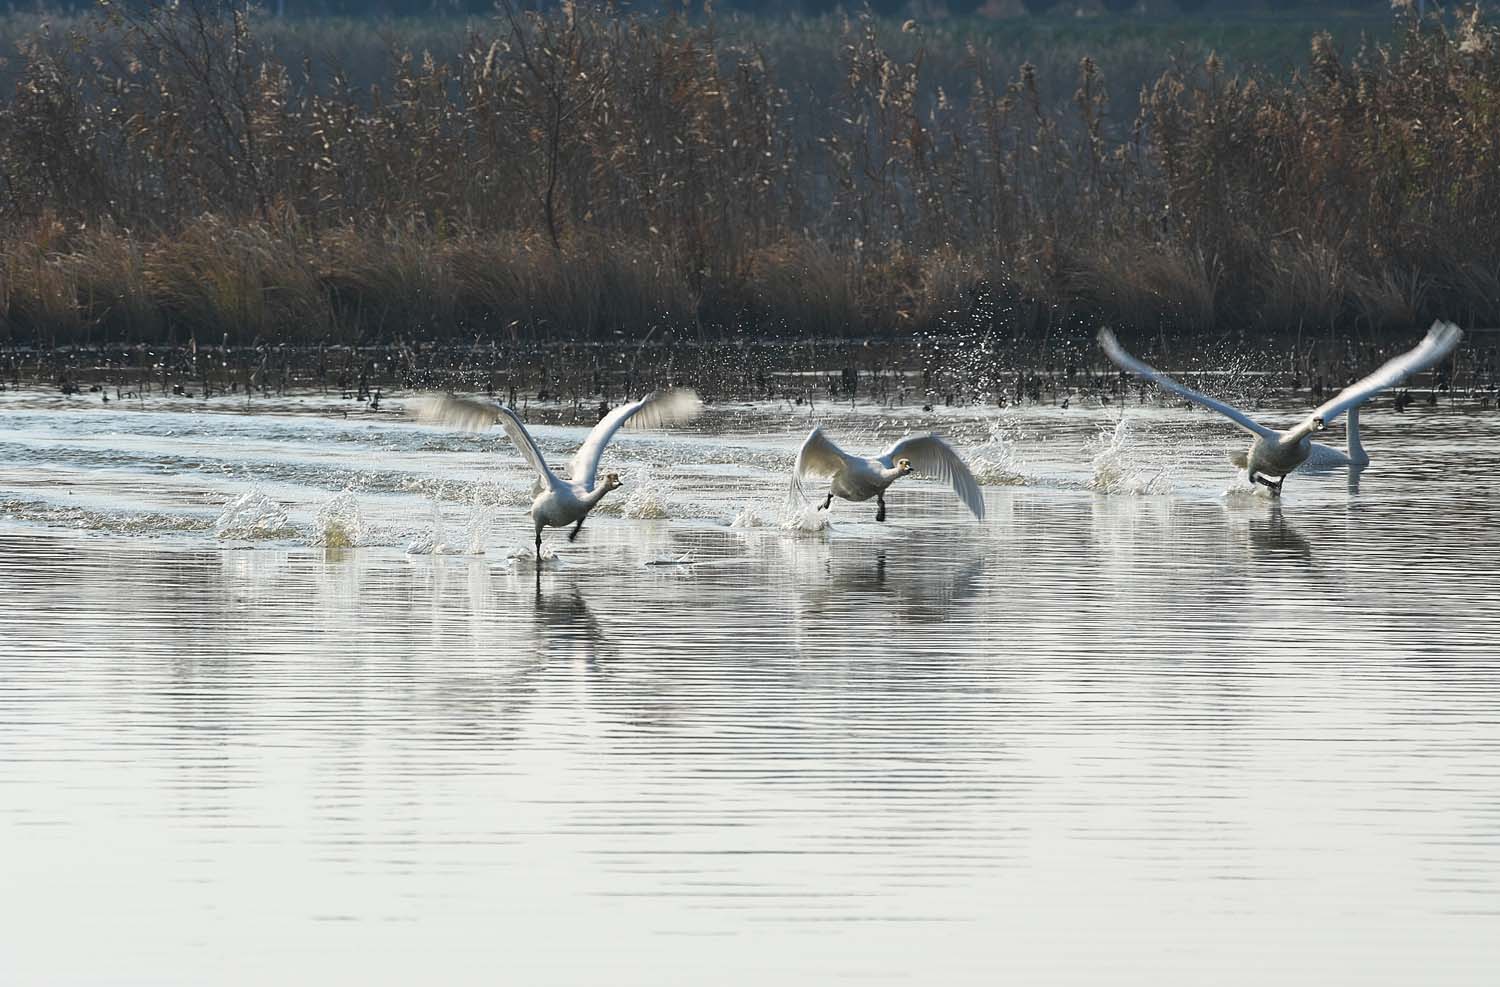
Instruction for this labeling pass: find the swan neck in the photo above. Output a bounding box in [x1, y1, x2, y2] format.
[582, 484, 615, 508]
[1346, 405, 1368, 465]
[1284, 418, 1321, 445]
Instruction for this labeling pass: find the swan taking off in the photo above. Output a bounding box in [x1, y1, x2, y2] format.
[792, 427, 985, 522]
[413, 390, 702, 558]
[1098, 321, 1463, 495]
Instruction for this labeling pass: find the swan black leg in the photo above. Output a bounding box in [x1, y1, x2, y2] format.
[535, 530, 543, 561]
[568, 518, 585, 542]
[820, 493, 833, 511]
[1251, 473, 1285, 497]
[876, 493, 887, 522]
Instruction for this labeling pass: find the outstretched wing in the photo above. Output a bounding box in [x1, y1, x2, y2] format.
[1303, 320, 1463, 428]
[880, 434, 985, 521]
[790, 427, 859, 503]
[1098, 329, 1279, 440]
[411, 393, 557, 488]
[410, 393, 501, 432]
[569, 388, 702, 491]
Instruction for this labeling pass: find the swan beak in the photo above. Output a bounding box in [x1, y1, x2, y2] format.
[1312, 418, 1327, 431]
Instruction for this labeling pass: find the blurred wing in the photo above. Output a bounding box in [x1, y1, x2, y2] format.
[1098, 329, 1278, 440]
[568, 388, 703, 490]
[791, 427, 858, 503]
[409, 393, 501, 432]
[1305, 320, 1462, 426]
[409, 393, 555, 486]
[880, 434, 985, 521]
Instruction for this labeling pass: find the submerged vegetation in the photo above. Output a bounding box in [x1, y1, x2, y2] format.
[0, 2, 1496, 349]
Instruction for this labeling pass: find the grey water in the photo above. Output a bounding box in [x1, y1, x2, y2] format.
[2, 389, 1499, 985]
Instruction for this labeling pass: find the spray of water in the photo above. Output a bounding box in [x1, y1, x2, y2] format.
[1088, 419, 1174, 495]
[214, 489, 296, 540]
[312, 489, 366, 548]
[730, 506, 769, 528]
[617, 467, 671, 519]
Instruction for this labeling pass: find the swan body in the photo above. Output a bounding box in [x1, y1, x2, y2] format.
[414, 389, 702, 557]
[792, 427, 984, 521]
[1100, 321, 1461, 494]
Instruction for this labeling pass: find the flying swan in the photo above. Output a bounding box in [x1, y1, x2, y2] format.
[1098, 321, 1463, 495]
[413, 389, 702, 558]
[791, 427, 985, 522]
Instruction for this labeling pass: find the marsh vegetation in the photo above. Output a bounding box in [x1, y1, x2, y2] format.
[0, 2, 1495, 350]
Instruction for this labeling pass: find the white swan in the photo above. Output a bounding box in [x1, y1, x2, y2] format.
[792, 427, 985, 521]
[1099, 321, 1463, 494]
[413, 390, 702, 558]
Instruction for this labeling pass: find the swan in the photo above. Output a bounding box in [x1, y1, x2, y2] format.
[791, 427, 985, 521]
[413, 389, 702, 558]
[1098, 321, 1462, 495]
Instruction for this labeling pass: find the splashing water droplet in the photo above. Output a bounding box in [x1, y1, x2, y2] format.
[1089, 419, 1173, 495]
[313, 489, 365, 548]
[214, 489, 295, 540]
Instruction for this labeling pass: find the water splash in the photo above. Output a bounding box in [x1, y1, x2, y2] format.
[312, 490, 365, 548]
[968, 416, 1031, 486]
[781, 503, 831, 532]
[460, 493, 493, 555]
[645, 552, 695, 568]
[405, 498, 470, 555]
[1222, 482, 1271, 503]
[506, 542, 562, 567]
[1089, 420, 1173, 495]
[618, 468, 671, 519]
[214, 489, 296, 540]
[730, 506, 770, 528]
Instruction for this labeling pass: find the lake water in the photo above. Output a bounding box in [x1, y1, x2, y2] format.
[2, 388, 1498, 985]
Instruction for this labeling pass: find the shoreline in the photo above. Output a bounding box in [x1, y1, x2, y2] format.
[3, 332, 1491, 416]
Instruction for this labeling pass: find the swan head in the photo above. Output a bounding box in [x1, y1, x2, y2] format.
[896, 458, 913, 475]
[602, 472, 622, 491]
[1311, 418, 1328, 432]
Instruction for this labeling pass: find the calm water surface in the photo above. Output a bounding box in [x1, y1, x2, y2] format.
[2, 390, 1498, 984]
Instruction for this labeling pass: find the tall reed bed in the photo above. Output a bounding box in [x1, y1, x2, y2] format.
[0, 2, 1492, 346]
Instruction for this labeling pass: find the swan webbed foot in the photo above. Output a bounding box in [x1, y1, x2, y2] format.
[568, 519, 585, 542]
[820, 493, 833, 511]
[875, 494, 887, 523]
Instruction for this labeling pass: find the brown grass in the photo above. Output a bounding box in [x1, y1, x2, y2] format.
[0, 3, 1495, 346]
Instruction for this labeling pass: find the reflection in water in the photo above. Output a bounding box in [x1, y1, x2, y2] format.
[2, 397, 1500, 984]
[795, 539, 987, 626]
[1244, 503, 1315, 563]
[534, 578, 610, 668]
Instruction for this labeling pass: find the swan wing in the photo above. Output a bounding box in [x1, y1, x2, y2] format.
[790, 427, 859, 503]
[1303, 320, 1463, 427]
[880, 434, 985, 520]
[568, 388, 703, 491]
[410, 393, 503, 432]
[1098, 329, 1278, 440]
[410, 393, 557, 487]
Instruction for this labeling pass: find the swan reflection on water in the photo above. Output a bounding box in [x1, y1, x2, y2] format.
[532, 576, 610, 670]
[794, 544, 987, 626]
[1243, 502, 1315, 564]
